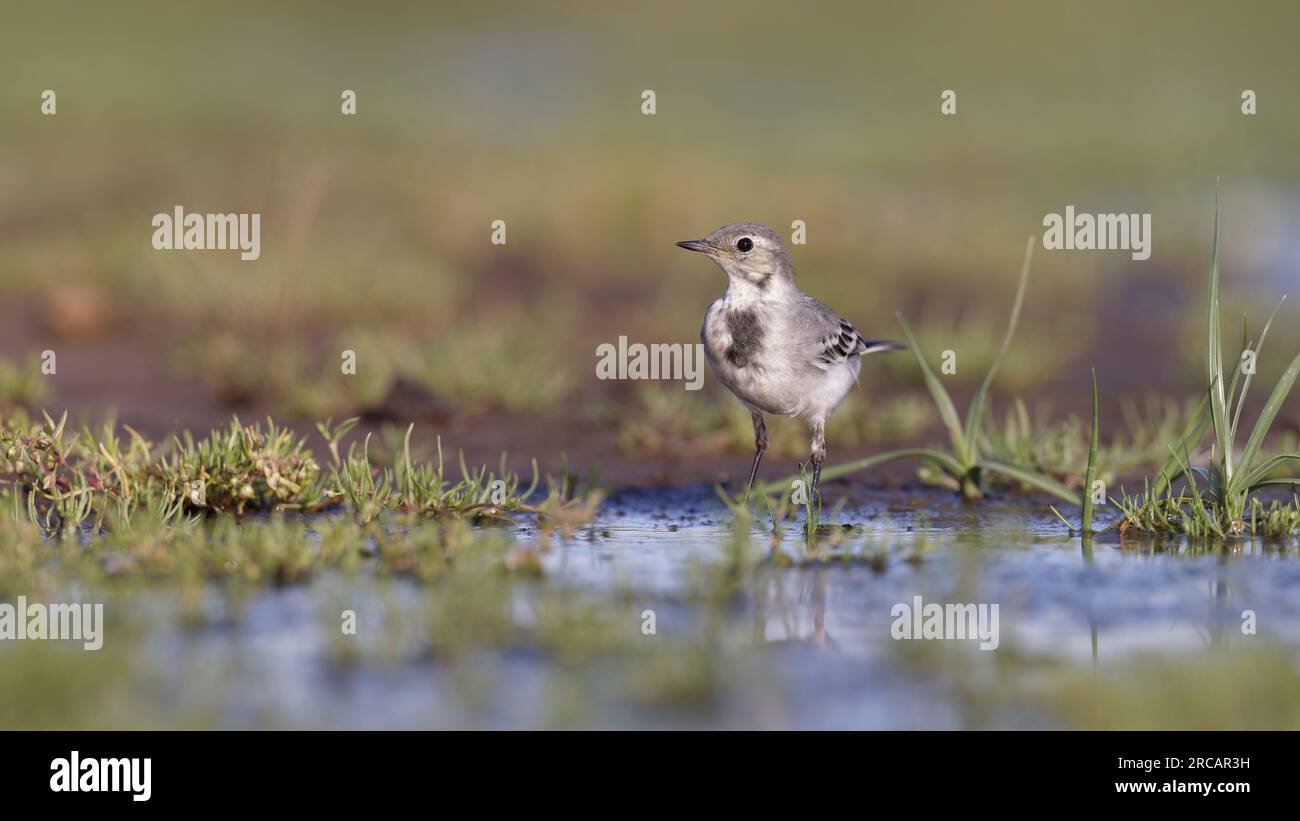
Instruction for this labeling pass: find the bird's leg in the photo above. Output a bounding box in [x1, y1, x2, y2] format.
[743, 411, 768, 500]
[811, 569, 829, 646]
[809, 419, 827, 499]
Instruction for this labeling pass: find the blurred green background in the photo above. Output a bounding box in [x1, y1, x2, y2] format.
[2, 0, 1299, 477]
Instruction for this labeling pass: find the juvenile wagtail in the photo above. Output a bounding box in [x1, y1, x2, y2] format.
[677, 222, 903, 498]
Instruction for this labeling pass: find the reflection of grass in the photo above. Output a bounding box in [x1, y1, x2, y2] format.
[899, 633, 1300, 729]
[0, 625, 171, 729]
[0, 478, 732, 727]
[7, 434, 1300, 728]
[1039, 649, 1300, 730]
[0, 508, 739, 727]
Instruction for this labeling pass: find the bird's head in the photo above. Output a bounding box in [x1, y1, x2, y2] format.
[676, 222, 793, 287]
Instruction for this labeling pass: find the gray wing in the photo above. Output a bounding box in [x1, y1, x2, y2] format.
[796, 294, 904, 367]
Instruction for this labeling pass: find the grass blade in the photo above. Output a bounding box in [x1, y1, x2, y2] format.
[1206, 183, 1232, 483]
[1245, 453, 1300, 489]
[1048, 504, 1074, 530]
[1236, 351, 1300, 488]
[979, 458, 1082, 506]
[1151, 394, 1209, 497]
[1250, 478, 1300, 490]
[963, 236, 1033, 461]
[1151, 349, 1246, 497]
[1081, 368, 1099, 533]
[757, 447, 966, 497]
[897, 313, 968, 464]
[1229, 296, 1286, 446]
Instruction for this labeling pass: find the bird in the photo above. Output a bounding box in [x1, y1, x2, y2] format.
[676, 222, 903, 500]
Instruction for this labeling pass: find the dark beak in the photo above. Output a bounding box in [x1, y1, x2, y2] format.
[676, 239, 712, 253]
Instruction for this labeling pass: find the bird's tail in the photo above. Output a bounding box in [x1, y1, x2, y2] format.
[851, 339, 906, 393]
[858, 340, 906, 356]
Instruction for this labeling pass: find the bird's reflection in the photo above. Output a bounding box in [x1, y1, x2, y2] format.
[752, 566, 834, 648]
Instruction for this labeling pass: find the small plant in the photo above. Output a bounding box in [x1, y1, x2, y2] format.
[1049, 369, 1102, 534]
[162, 417, 326, 514]
[1118, 188, 1300, 538]
[2, 411, 602, 538]
[766, 237, 1079, 505]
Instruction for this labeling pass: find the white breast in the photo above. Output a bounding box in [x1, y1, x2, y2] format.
[701, 298, 859, 423]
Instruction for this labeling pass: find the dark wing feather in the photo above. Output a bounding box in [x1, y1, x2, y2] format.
[815, 319, 903, 364]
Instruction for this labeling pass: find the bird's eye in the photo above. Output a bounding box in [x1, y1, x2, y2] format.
[737, 237, 754, 252]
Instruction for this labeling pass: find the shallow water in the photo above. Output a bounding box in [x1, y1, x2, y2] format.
[8, 484, 1300, 729]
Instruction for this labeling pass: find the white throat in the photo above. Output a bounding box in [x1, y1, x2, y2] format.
[723, 270, 790, 309]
